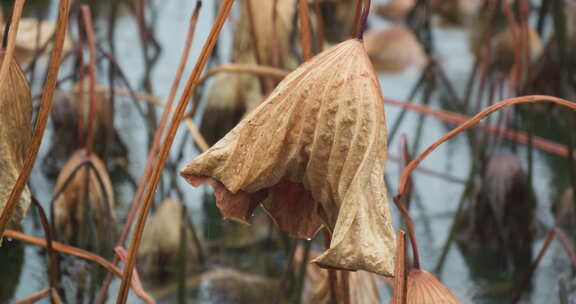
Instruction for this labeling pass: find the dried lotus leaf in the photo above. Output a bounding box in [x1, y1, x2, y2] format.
[53, 149, 116, 251]
[0, 52, 32, 230]
[182, 39, 395, 276]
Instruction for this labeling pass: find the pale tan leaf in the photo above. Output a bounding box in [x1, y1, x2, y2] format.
[0, 51, 32, 230]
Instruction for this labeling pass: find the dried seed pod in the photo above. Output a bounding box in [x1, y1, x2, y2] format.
[181, 39, 395, 276]
[406, 269, 459, 303]
[364, 26, 427, 73]
[0, 52, 32, 230]
[53, 149, 116, 252]
[138, 198, 199, 279]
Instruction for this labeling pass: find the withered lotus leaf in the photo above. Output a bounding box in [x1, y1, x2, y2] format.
[54, 149, 116, 249]
[181, 39, 395, 276]
[0, 52, 32, 229]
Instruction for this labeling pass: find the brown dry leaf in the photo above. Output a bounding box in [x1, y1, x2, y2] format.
[200, 72, 260, 145]
[181, 39, 396, 276]
[406, 269, 459, 303]
[70, 78, 114, 141]
[53, 149, 116, 248]
[201, 0, 297, 144]
[138, 198, 199, 278]
[364, 26, 427, 73]
[0, 18, 73, 66]
[455, 154, 535, 271]
[0, 51, 32, 230]
[43, 79, 127, 176]
[492, 27, 543, 69]
[430, 0, 480, 27]
[234, 0, 297, 69]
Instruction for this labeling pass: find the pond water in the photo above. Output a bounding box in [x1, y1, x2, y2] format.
[3, 0, 574, 303]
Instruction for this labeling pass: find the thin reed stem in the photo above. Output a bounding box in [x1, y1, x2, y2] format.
[396, 95, 576, 199]
[115, 1, 234, 302]
[298, 0, 312, 61]
[4, 229, 155, 304]
[392, 230, 407, 304]
[96, 4, 203, 302]
[13, 288, 51, 304]
[30, 198, 60, 303]
[80, 6, 98, 155]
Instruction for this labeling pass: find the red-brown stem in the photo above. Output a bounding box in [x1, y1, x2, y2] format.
[80, 6, 98, 155]
[354, 0, 370, 40]
[510, 230, 555, 303]
[384, 97, 576, 159]
[76, 43, 85, 147]
[396, 95, 576, 199]
[352, 0, 363, 37]
[392, 230, 407, 304]
[393, 196, 420, 269]
[30, 198, 59, 303]
[340, 270, 350, 304]
[553, 227, 576, 268]
[96, 3, 202, 303]
[298, 0, 312, 61]
[4, 229, 155, 304]
[115, 1, 234, 302]
[313, 0, 324, 53]
[13, 288, 51, 304]
[0, 0, 70, 240]
[399, 135, 414, 211]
